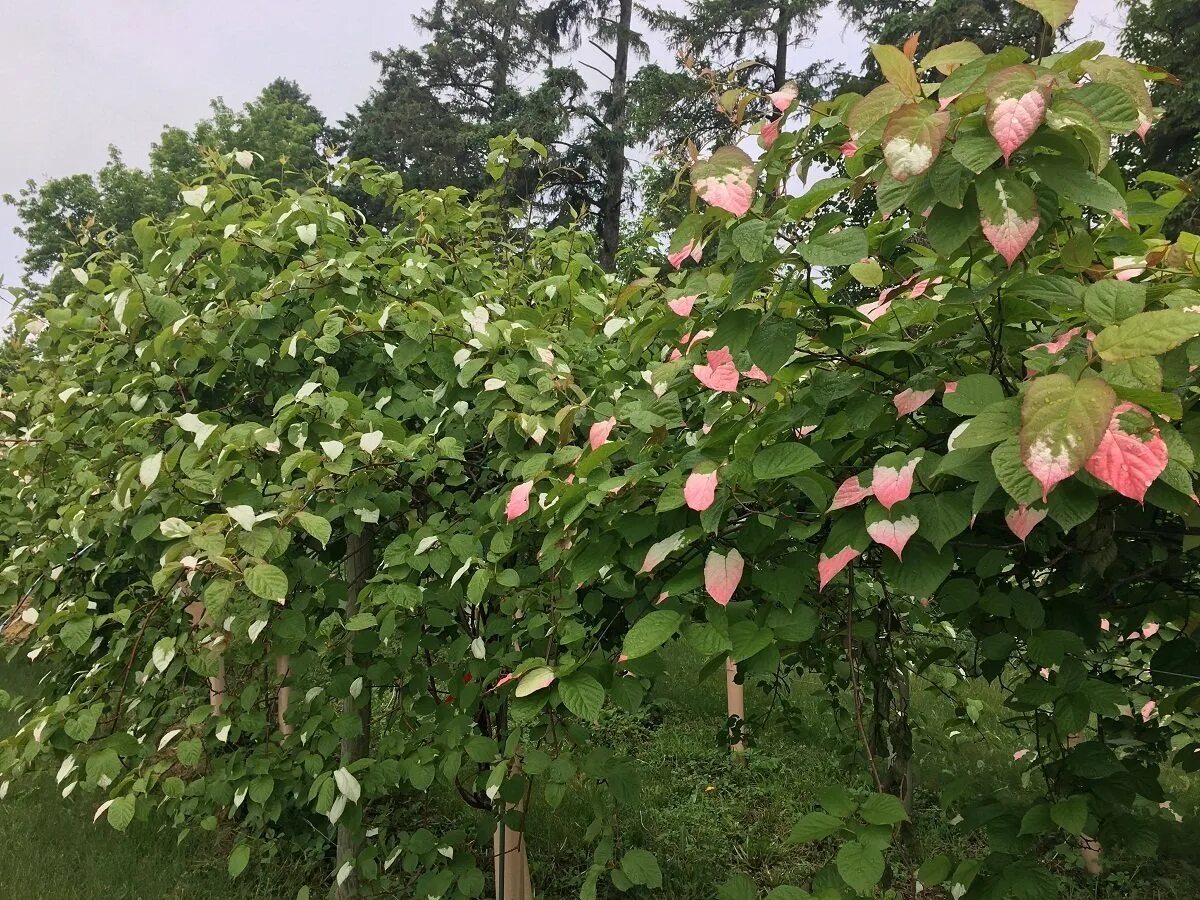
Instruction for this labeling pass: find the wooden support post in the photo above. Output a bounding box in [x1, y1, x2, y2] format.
[337, 527, 375, 899]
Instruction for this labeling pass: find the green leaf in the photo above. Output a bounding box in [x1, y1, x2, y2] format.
[917, 854, 952, 885]
[732, 219, 769, 262]
[718, 875, 757, 900]
[753, 443, 822, 479]
[951, 133, 1003, 174]
[106, 795, 136, 832]
[558, 672, 605, 722]
[621, 610, 683, 660]
[789, 811, 844, 844]
[228, 843, 251, 878]
[295, 511, 332, 547]
[1050, 795, 1088, 835]
[764, 888, 813, 900]
[620, 848, 662, 888]
[750, 317, 800, 374]
[244, 564, 289, 602]
[1075, 82, 1139, 132]
[871, 44, 922, 99]
[836, 840, 885, 894]
[859, 792, 910, 825]
[799, 227, 869, 267]
[1085, 280, 1145, 325]
[926, 203, 977, 256]
[1014, 0, 1077, 29]
[944, 374, 1004, 415]
[849, 258, 883, 286]
[992, 439, 1043, 504]
[1019, 374, 1116, 497]
[514, 666, 556, 698]
[1030, 158, 1126, 215]
[345, 613, 377, 632]
[1093, 310, 1200, 362]
[919, 41, 983, 74]
[882, 541, 954, 597]
[848, 84, 906, 144]
[60, 618, 94, 653]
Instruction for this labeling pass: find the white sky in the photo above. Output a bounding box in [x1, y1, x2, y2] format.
[0, 0, 1125, 301]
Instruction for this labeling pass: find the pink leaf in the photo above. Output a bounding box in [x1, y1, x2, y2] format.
[1005, 504, 1047, 542]
[818, 546, 860, 591]
[978, 172, 1040, 266]
[692, 346, 740, 393]
[1083, 402, 1167, 503]
[840, 140, 859, 158]
[1013, 749, 1029, 761]
[506, 481, 534, 521]
[668, 294, 698, 316]
[760, 118, 781, 149]
[743, 365, 771, 384]
[704, 549, 745, 606]
[1142, 622, 1160, 639]
[944, 381, 958, 393]
[987, 88, 1047, 163]
[769, 82, 799, 113]
[872, 457, 920, 510]
[589, 416, 617, 450]
[692, 146, 756, 217]
[1112, 208, 1131, 229]
[867, 514, 920, 559]
[1113, 256, 1145, 281]
[856, 297, 892, 322]
[982, 212, 1039, 267]
[829, 474, 874, 511]
[640, 531, 685, 574]
[491, 672, 517, 692]
[1141, 700, 1157, 721]
[668, 239, 698, 270]
[684, 470, 719, 512]
[1136, 112, 1153, 140]
[1100, 618, 1110, 632]
[894, 388, 935, 417]
[1028, 326, 1082, 356]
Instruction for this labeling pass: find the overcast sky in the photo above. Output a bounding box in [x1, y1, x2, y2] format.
[0, 0, 1126, 301]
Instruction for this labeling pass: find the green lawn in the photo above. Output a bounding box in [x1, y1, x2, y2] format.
[3, 652, 1199, 899]
[0, 661, 286, 900]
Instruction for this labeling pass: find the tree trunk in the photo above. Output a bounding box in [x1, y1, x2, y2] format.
[863, 598, 915, 859]
[337, 527, 376, 900]
[773, 4, 791, 91]
[599, 0, 633, 272]
[726, 657, 746, 759]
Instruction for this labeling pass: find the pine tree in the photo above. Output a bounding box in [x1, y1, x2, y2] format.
[341, 1, 583, 200]
[540, 0, 645, 270]
[836, 0, 1054, 69]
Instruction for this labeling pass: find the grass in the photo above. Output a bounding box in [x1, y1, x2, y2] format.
[0, 661, 286, 900]
[2, 650, 1199, 899]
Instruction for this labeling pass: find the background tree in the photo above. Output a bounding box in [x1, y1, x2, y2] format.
[540, 0, 648, 270]
[4, 79, 327, 291]
[1120, 0, 1200, 234]
[340, 0, 584, 204]
[836, 0, 1056, 84]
